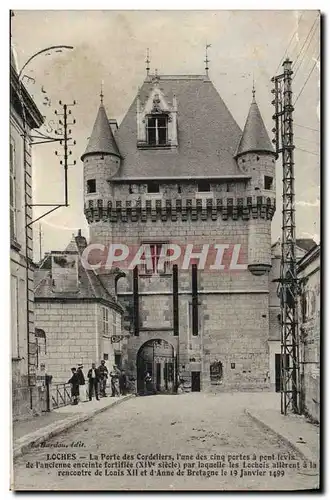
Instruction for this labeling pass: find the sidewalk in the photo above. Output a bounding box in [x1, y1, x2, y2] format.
[245, 406, 319, 465]
[12, 394, 134, 460]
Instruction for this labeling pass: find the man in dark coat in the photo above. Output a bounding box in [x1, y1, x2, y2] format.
[68, 367, 79, 405]
[119, 370, 127, 395]
[87, 363, 100, 401]
[98, 360, 109, 397]
[77, 364, 86, 402]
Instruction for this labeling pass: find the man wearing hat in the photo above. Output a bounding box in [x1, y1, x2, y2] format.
[77, 364, 87, 402]
[98, 360, 109, 397]
[68, 367, 80, 405]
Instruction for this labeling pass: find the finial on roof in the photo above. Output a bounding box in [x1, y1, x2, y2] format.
[252, 78, 256, 102]
[146, 48, 150, 76]
[100, 80, 104, 104]
[205, 43, 211, 76]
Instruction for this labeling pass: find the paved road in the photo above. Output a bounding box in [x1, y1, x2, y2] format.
[13, 393, 319, 491]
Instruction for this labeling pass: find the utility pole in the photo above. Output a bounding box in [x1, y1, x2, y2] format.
[271, 58, 301, 415]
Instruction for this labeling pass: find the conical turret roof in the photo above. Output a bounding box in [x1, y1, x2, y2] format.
[235, 93, 275, 158]
[81, 103, 121, 160]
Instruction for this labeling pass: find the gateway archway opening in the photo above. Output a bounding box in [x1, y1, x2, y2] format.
[136, 339, 177, 395]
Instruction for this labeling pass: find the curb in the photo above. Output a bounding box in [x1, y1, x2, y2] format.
[245, 409, 318, 464]
[13, 394, 134, 460]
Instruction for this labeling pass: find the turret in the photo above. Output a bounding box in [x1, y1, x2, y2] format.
[81, 96, 121, 213]
[235, 88, 277, 275]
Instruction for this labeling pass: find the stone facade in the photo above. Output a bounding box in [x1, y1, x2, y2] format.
[34, 235, 127, 385]
[298, 244, 320, 422]
[10, 59, 44, 419]
[35, 301, 124, 383]
[268, 240, 316, 393]
[82, 73, 277, 392]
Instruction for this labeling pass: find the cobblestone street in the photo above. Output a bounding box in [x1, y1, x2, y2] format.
[13, 393, 319, 491]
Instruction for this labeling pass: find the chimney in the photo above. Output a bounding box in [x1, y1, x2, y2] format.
[109, 119, 118, 135]
[51, 251, 79, 292]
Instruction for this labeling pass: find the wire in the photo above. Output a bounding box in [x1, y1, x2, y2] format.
[293, 25, 320, 81]
[293, 13, 320, 69]
[295, 123, 319, 132]
[296, 147, 319, 156]
[296, 135, 319, 144]
[275, 13, 304, 74]
[294, 55, 319, 105]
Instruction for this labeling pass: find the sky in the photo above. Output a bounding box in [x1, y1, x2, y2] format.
[11, 10, 320, 260]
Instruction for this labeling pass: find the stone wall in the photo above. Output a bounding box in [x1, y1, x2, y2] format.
[35, 301, 125, 384]
[86, 177, 273, 392]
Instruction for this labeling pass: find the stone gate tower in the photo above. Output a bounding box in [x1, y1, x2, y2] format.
[82, 71, 276, 392]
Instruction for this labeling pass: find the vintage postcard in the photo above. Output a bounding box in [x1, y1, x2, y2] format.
[10, 9, 320, 491]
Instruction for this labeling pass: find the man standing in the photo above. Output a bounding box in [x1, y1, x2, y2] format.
[77, 364, 87, 402]
[68, 367, 80, 405]
[87, 363, 100, 401]
[119, 369, 127, 395]
[110, 365, 120, 397]
[98, 360, 109, 397]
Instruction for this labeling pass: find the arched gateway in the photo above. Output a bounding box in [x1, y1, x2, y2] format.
[136, 339, 177, 395]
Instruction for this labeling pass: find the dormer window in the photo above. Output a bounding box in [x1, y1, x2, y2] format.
[147, 115, 168, 146]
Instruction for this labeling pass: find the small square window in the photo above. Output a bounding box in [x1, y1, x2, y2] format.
[147, 182, 160, 193]
[87, 179, 96, 194]
[103, 353, 109, 361]
[264, 176, 273, 190]
[231, 363, 235, 369]
[197, 181, 210, 192]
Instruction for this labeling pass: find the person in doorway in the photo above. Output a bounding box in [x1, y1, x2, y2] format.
[144, 372, 153, 395]
[77, 364, 87, 402]
[98, 360, 109, 397]
[68, 367, 80, 405]
[87, 363, 100, 401]
[110, 365, 120, 397]
[119, 370, 127, 395]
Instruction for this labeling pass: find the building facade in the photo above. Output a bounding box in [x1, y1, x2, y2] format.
[82, 72, 277, 393]
[298, 243, 320, 422]
[268, 239, 316, 393]
[10, 52, 44, 418]
[34, 232, 127, 384]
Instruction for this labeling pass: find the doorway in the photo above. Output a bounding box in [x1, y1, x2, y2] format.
[191, 371, 201, 392]
[275, 353, 290, 392]
[136, 339, 176, 395]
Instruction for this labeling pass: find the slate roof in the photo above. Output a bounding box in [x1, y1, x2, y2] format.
[296, 238, 317, 252]
[235, 94, 275, 158]
[81, 103, 121, 160]
[34, 237, 120, 309]
[112, 75, 243, 179]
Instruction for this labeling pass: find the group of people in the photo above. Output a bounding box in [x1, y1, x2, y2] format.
[68, 361, 128, 405]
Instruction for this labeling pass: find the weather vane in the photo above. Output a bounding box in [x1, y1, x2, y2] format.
[205, 44, 211, 76]
[252, 75, 256, 101]
[100, 80, 104, 104]
[146, 48, 150, 76]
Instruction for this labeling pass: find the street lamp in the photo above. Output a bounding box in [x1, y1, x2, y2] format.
[18, 45, 74, 82]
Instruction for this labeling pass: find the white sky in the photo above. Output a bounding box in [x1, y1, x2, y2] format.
[11, 10, 320, 259]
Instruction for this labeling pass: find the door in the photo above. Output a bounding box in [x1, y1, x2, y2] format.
[275, 354, 281, 392]
[191, 371, 200, 392]
[275, 353, 290, 392]
[156, 363, 161, 392]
